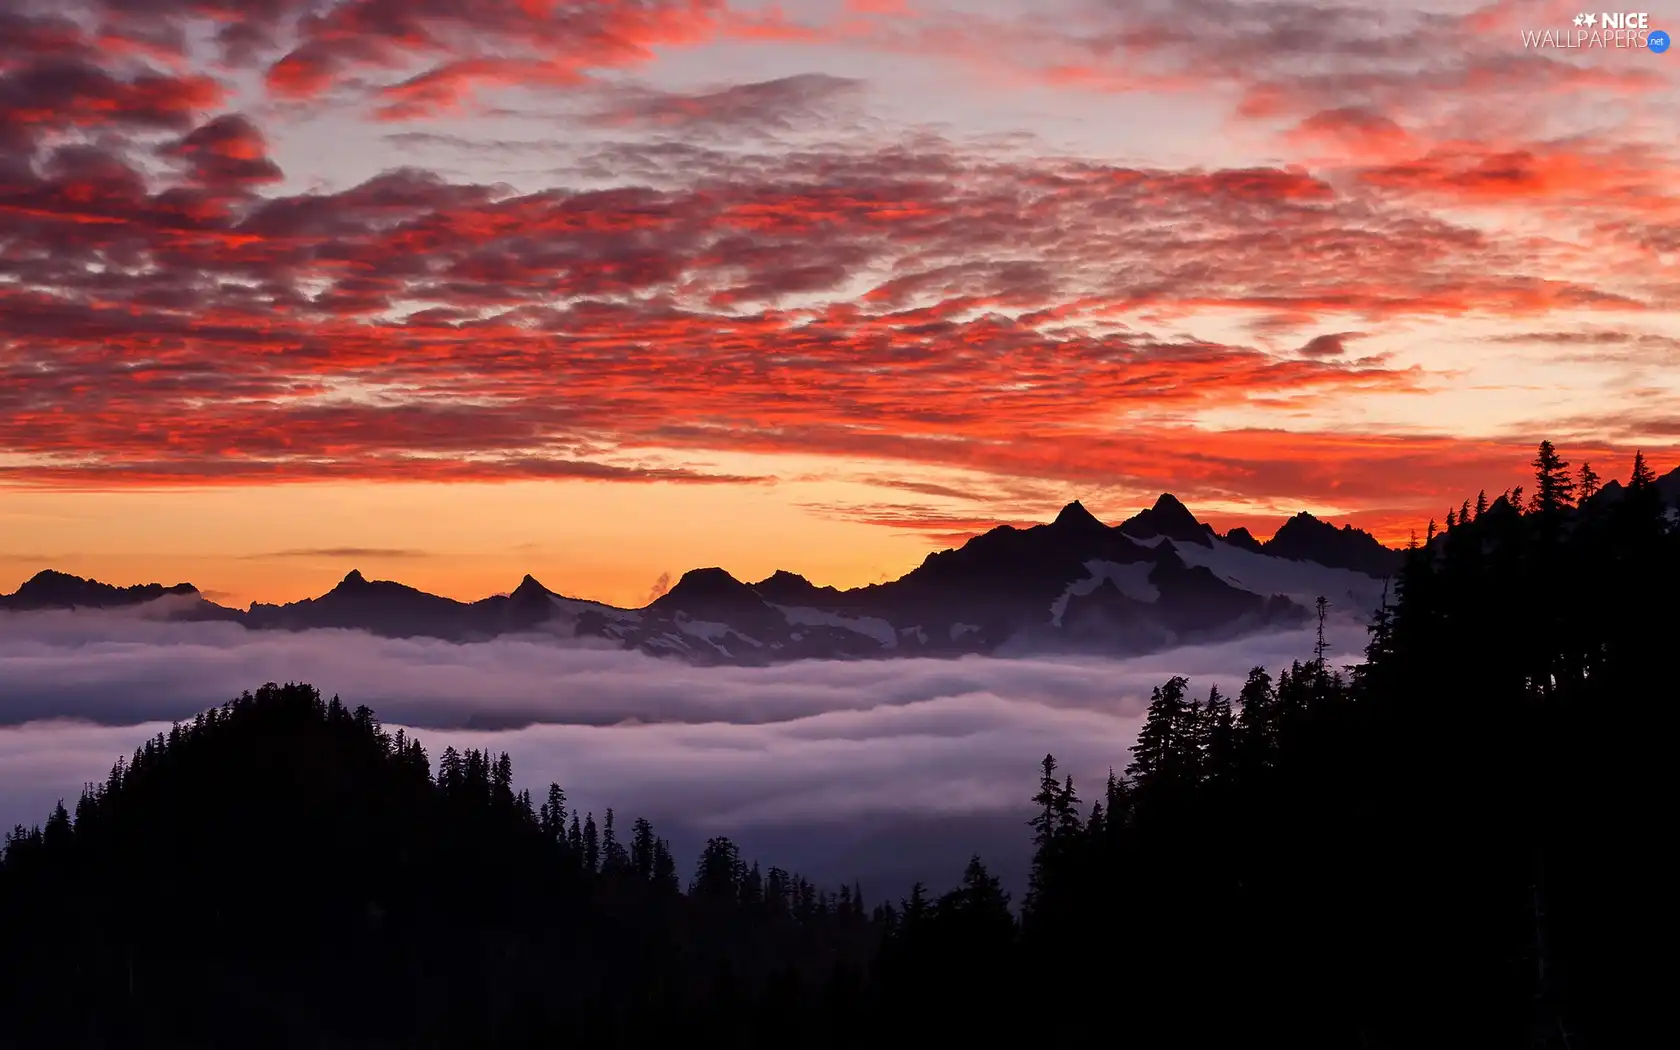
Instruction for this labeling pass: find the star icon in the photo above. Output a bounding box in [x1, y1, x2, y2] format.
[1584, 12, 1597, 25]
[1573, 13, 1584, 24]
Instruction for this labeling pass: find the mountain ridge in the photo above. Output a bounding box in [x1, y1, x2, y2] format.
[23, 474, 1672, 664]
[0, 492, 1413, 664]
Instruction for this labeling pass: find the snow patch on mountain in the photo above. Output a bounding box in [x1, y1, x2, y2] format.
[1049, 560, 1161, 627]
[775, 606, 898, 648]
[1171, 539, 1387, 617]
[677, 618, 763, 649]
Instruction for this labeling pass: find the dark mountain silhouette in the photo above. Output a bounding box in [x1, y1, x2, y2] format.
[750, 569, 845, 606]
[470, 574, 586, 634]
[1262, 512, 1404, 576]
[0, 493, 1404, 662]
[1117, 493, 1217, 545]
[1586, 465, 1680, 513]
[650, 567, 768, 618]
[1050, 498, 1111, 536]
[1222, 526, 1265, 553]
[245, 569, 480, 639]
[39, 479, 1665, 662]
[632, 568, 794, 660]
[0, 569, 199, 611]
[0, 568, 243, 623]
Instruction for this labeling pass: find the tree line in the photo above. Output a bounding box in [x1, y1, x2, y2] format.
[2, 442, 1673, 1047]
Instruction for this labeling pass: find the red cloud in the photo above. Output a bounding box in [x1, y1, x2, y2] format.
[1285, 107, 1417, 161]
[584, 74, 864, 134]
[0, 59, 222, 136]
[3, 0, 1676, 541]
[1356, 140, 1680, 216]
[162, 113, 283, 188]
[263, 0, 727, 116]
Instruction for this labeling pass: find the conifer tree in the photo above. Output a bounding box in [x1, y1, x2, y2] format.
[1202, 685, 1235, 788]
[601, 808, 629, 873]
[582, 813, 600, 874]
[544, 784, 566, 845]
[1629, 449, 1656, 489]
[1529, 440, 1575, 515]
[1029, 754, 1061, 853]
[630, 817, 656, 880]
[1577, 461, 1600, 502]
[651, 839, 678, 892]
[1236, 666, 1277, 769]
[1127, 676, 1192, 796]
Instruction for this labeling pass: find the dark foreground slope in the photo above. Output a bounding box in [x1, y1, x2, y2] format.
[0, 684, 897, 1047]
[2, 444, 1673, 1048]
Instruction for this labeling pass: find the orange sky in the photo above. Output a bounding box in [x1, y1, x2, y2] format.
[1, 0, 1677, 608]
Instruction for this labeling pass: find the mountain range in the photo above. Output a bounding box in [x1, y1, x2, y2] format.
[7, 474, 1674, 665]
[0, 494, 1408, 664]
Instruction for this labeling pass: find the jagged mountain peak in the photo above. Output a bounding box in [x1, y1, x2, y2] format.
[4, 570, 200, 610]
[511, 573, 549, 598]
[1264, 513, 1400, 576]
[751, 569, 845, 607]
[315, 568, 450, 606]
[653, 567, 762, 610]
[18, 568, 194, 594]
[1223, 526, 1264, 553]
[1272, 511, 1350, 539]
[1051, 500, 1107, 532]
[22, 568, 79, 588]
[1119, 493, 1214, 546]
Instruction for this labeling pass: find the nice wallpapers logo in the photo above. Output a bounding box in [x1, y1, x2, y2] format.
[1520, 11, 1670, 50]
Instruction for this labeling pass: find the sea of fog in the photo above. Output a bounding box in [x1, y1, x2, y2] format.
[0, 609, 1368, 897]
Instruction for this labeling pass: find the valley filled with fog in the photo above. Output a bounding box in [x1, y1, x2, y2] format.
[0, 607, 1367, 895]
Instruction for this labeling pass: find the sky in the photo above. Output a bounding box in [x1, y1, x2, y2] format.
[2, 0, 1677, 608]
[0, 605, 1369, 893]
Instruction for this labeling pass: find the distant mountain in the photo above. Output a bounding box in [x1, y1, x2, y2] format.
[1118, 494, 1217, 546]
[246, 569, 477, 638]
[0, 569, 201, 611]
[1222, 527, 1265, 554]
[2, 492, 1419, 665]
[1260, 513, 1404, 577]
[1585, 462, 1680, 516]
[243, 569, 631, 642]
[0, 569, 243, 622]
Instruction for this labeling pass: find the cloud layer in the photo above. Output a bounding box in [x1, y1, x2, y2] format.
[0, 609, 1365, 892]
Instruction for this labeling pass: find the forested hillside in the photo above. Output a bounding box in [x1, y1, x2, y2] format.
[3, 443, 1672, 1048]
